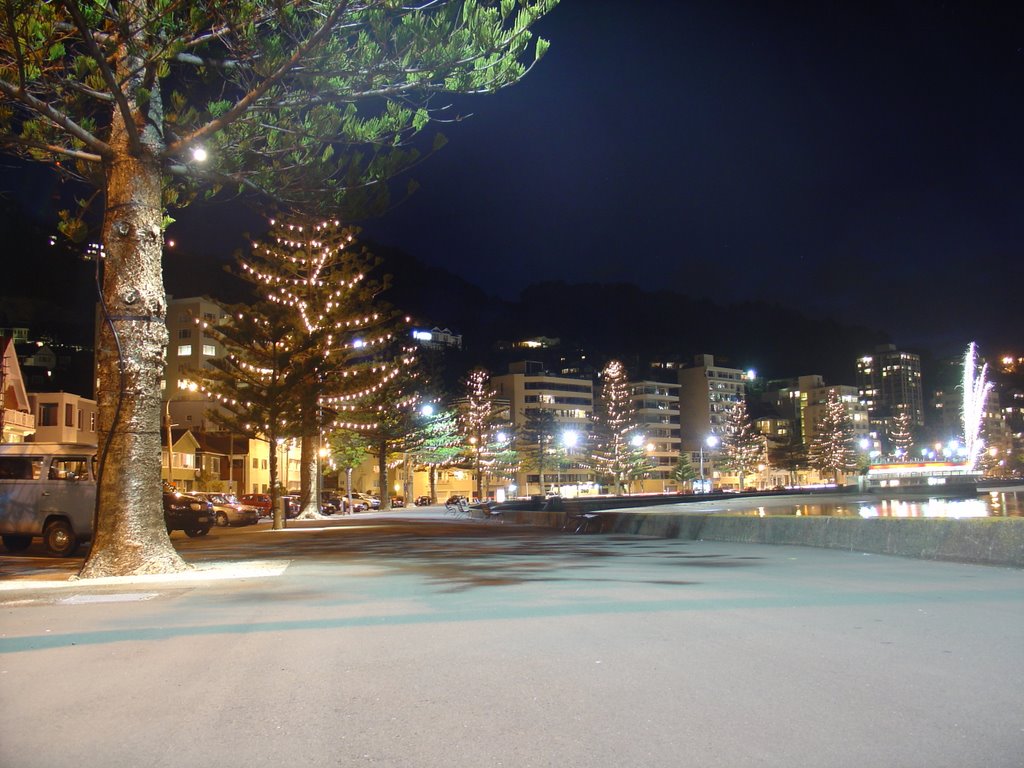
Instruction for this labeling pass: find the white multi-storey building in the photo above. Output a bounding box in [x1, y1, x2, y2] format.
[629, 379, 680, 492]
[677, 354, 747, 450]
[492, 361, 595, 496]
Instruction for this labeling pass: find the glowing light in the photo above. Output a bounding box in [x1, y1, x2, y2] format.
[191, 146, 208, 162]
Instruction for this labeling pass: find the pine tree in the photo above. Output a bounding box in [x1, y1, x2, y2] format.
[458, 368, 510, 500]
[888, 412, 914, 461]
[412, 408, 463, 503]
[516, 407, 558, 495]
[719, 399, 763, 491]
[0, 1, 558, 577]
[325, 429, 371, 513]
[194, 301, 302, 528]
[591, 360, 648, 494]
[200, 216, 410, 522]
[672, 452, 698, 491]
[808, 390, 857, 484]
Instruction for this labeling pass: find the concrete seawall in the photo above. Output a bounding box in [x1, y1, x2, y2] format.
[491, 509, 1024, 568]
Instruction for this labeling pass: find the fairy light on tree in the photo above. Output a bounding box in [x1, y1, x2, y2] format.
[591, 360, 648, 495]
[808, 389, 858, 484]
[888, 411, 914, 461]
[719, 398, 762, 491]
[458, 368, 512, 501]
[198, 215, 420, 522]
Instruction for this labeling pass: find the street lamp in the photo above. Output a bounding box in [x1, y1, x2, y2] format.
[558, 430, 579, 495]
[699, 434, 718, 493]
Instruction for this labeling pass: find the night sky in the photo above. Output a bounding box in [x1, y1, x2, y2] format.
[4, 0, 1023, 358]
[351, 0, 1023, 352]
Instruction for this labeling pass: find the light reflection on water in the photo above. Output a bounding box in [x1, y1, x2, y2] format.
[747, 491, 1023, 519]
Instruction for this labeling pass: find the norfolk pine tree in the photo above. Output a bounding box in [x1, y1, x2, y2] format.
[0, 1, 557, 576]
[591, 360, 648, 495]
[809, 389, 858, 484]
[719, 399, 762, 491]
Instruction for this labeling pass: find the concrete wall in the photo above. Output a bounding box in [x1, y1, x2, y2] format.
[493, 508, 1024, 568]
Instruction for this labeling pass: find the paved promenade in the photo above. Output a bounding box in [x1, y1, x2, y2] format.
[1, 515, 1022, 767]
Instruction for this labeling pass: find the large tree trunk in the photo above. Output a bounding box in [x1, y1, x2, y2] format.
[79, 71, 188, 578]
[377, 442, 391, 510]
[296, 431, 321, 518]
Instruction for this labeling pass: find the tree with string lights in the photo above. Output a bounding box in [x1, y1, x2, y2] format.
[239, 215, 410, 518]
[192, 301, 301, 529]
[0, 1, 558, 577]
[719, 398, 762, 491]
[458, 368, 511, 501]
[809, 389, 858, 484]
[888, 412, 914, 461]
[591, 360, 647, 495]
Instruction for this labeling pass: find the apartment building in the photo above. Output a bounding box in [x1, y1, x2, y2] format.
[629, 379, 680, 492]
[856, 345, 924, 447]
[677, 354, 747, 450]
[163, 295, 232, 432]
[492, 360, 595, 496]
[797, 375, 870, 450]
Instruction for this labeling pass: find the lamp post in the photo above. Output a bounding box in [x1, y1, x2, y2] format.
[558, 430, 579, 495]
[699, 434, 718, 493]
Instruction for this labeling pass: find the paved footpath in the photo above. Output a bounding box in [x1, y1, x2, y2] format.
[1, 516, 1022, 768]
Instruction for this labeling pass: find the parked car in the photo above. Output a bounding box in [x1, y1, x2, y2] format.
[414, 495, 432, 506]
[354, 492, 380, 510]
[390, 496, 405, 508]
[193, 492, 260, 527]
[162, 491, 214, 537]
[239, 493, 273, 517]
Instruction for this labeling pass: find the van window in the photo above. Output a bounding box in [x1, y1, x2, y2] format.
[49, 457, 92, 482]
[0, 457, 43, 480]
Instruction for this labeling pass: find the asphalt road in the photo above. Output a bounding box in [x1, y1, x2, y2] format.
[1, 514, 1022, 768]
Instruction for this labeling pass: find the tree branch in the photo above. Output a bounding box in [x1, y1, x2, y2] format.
[163, 1, 352, 159]
[61, 0, 143, 156]
[0, 135, 104, 163]
[0, 78, 112, 159]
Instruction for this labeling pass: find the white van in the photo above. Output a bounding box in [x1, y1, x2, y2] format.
[0, 442, 96, 556]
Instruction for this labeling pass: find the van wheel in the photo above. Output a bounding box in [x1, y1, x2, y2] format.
[2, 534, 32, 553]
[43, 520, 79, 557]
[184, 526, 210, 538]
[215, 512, 229, 527]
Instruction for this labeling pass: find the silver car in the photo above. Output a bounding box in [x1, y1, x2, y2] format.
[194, 492, 260, 527]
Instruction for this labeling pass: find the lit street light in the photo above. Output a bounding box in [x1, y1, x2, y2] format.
[699, 434, 718, 493]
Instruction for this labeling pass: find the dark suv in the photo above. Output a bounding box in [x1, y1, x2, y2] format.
[162, 492, 214, 537]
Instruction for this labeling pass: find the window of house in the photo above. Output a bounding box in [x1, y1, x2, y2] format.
[178, 328, 192, 339]
[252, 458, 258, 469]
[209, 457, 220, 474]
[262, 459, 268, 470]
[77, 408, 83, 430]
[177, 344, 192, 357]
[202, 344, 216, 356]
[65, 403, 74, 427]
[38, 403, 57, 426]
[90, 412, 96, 431]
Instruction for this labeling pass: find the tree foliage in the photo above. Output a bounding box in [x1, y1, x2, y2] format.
[591, 360, 648, 494]
[808, 389, 857, 483]
[457, 368, 511, 499]
[718, 399, 762, 491]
